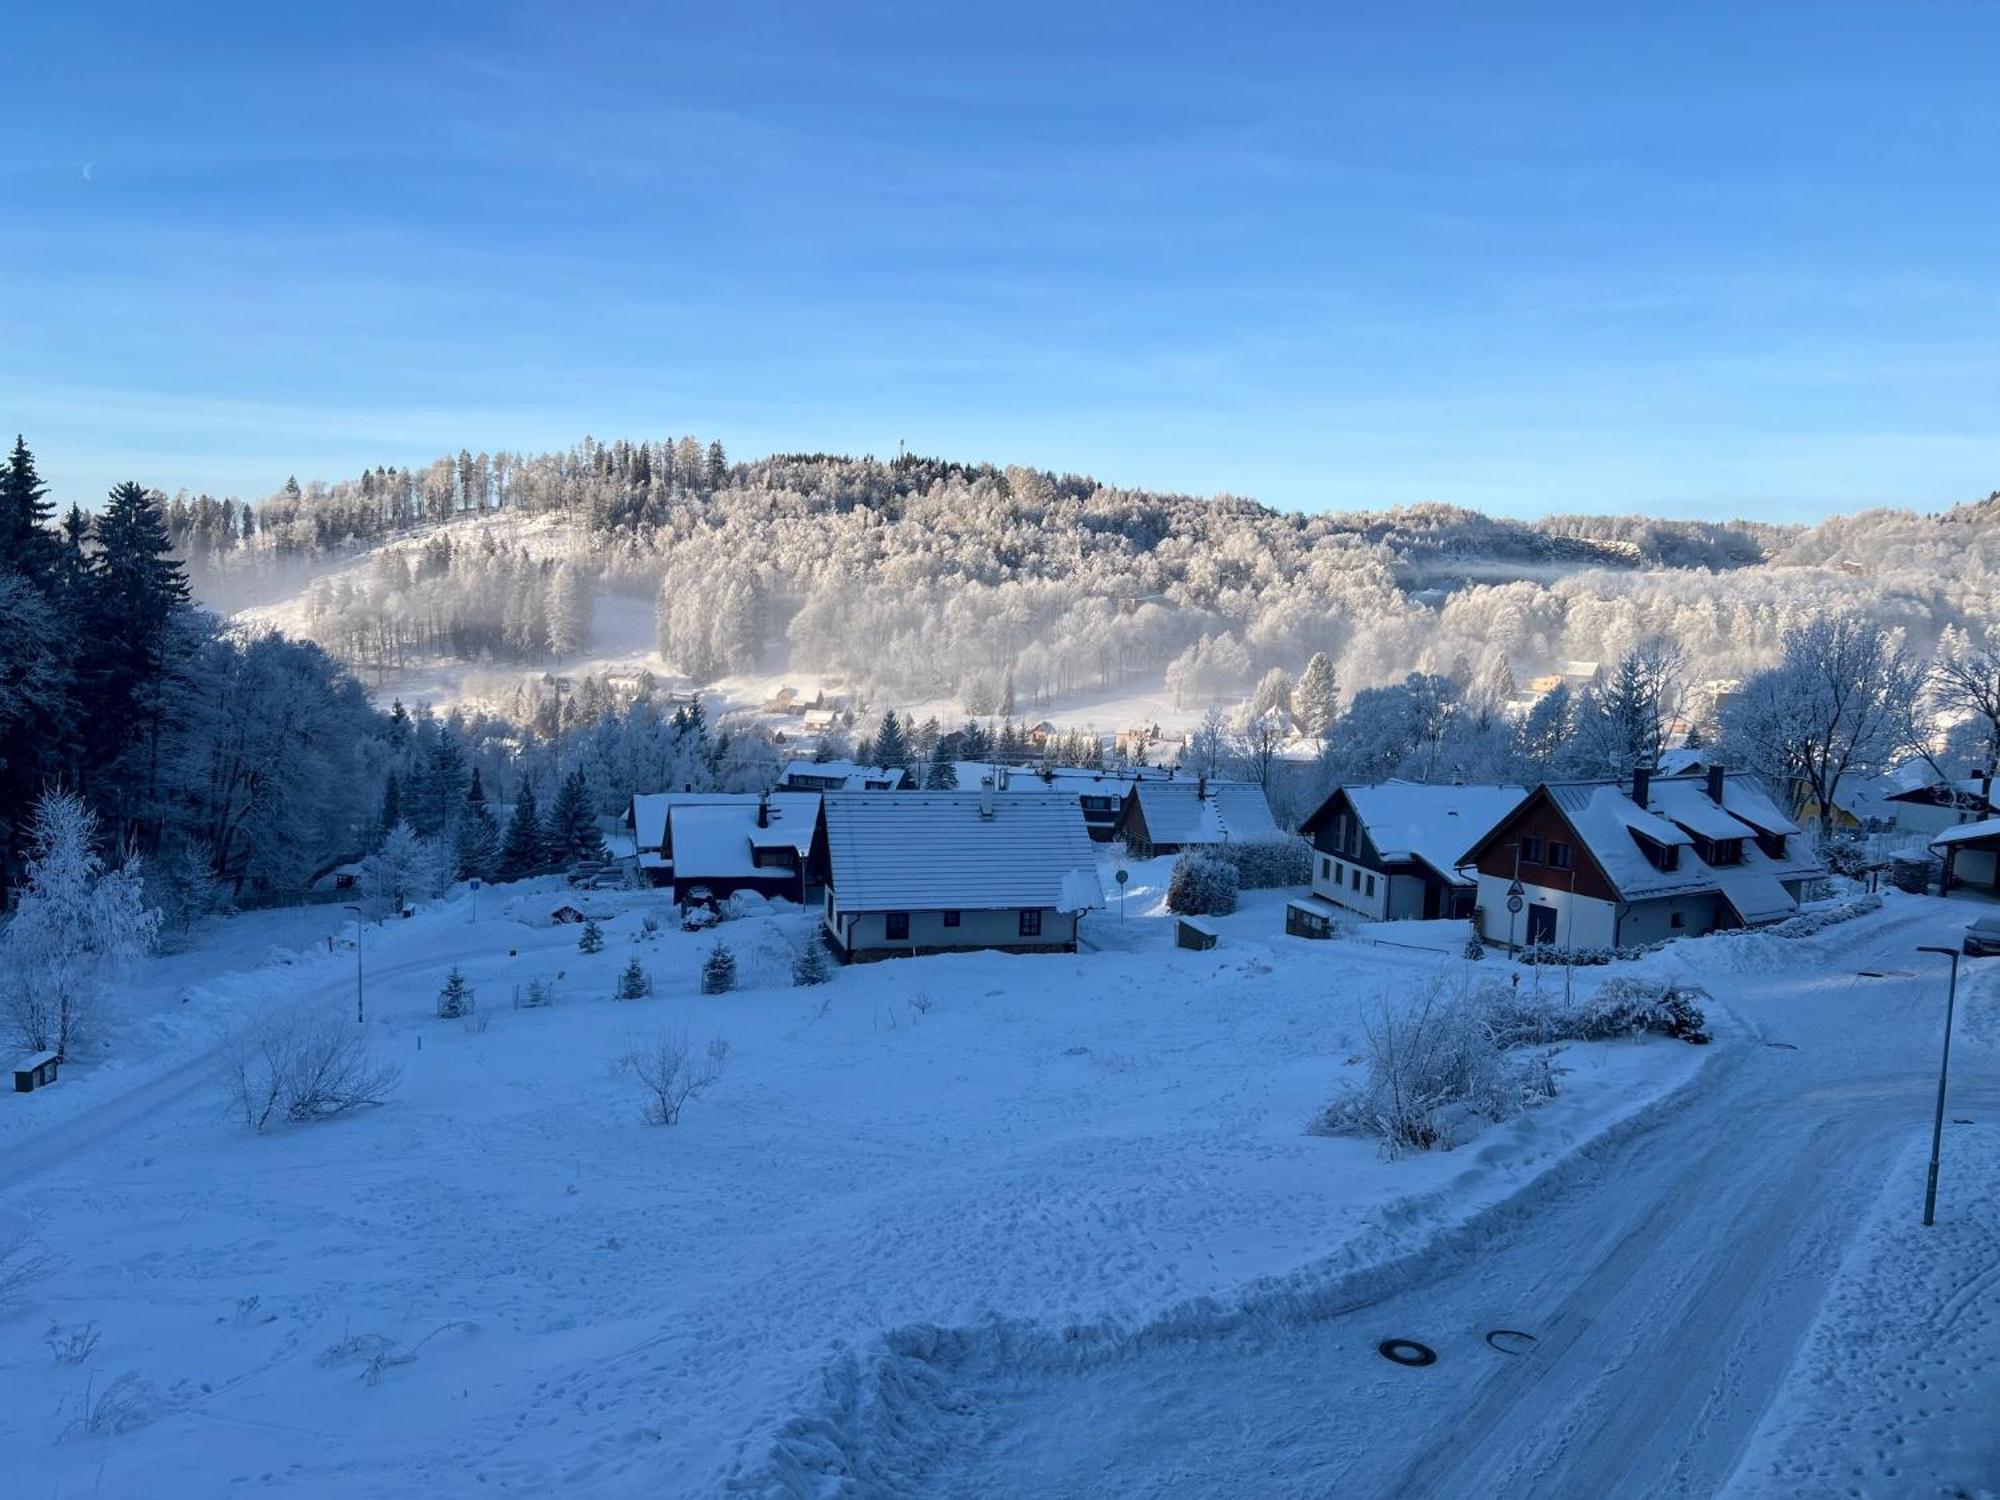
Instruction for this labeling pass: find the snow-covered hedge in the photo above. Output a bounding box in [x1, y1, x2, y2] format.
[1167, 852, 1239, 915]
[1767, 892, 1881, 939]
[1515, 941, 1658, 966]
[1208, 835, 1313, 890]
[1485, 976, 1710, 1046]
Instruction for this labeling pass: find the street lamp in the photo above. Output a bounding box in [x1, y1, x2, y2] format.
[1915, 945, 1962, 1227]
[342, 904, 367, 1026]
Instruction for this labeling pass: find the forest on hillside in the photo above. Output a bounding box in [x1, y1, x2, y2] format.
[170, 439, 1999, 722]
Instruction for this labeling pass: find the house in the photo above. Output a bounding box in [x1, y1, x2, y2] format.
[1882, 773, 1996, 837]
[813, 784, 1103, 960]
[801, 708, 841, 734]
[549, 903, 588, 925]
[1460, 765, 1822, 950]
[956, 763, 1174, 841]
[1931, 817, 2000, 898]
[626, 791, 821, 902]
[779, 759, 909, 793]
[1298, 781, 1526, 922]
[1116, 777, 1280, 856]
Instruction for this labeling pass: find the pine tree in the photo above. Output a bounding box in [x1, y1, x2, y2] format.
[578, 919, 605, 954]
[792, 938, 830, 986]
[702, 941, 737, 995]
[378, 773, 402, 842]
[704, 439, 728, 490]
[1296, 652, 1339, 738]
[545, 768, 606, 865]
[872, 709, 910, 773]
[959, 718, 990, 760]
[424, 727, 468, 839]
[616, 956, 652, 1000]
[924, 744, 958, 789]
[499, 781, 546, 878]
[436, 966, 475, 1019]
[0, 435, 58, 587]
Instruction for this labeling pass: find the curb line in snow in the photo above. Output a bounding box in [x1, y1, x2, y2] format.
[729, 1030, 1735, 1498]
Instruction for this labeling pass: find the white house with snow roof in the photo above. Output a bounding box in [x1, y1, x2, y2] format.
[779, 759, 909, 793]
[1115, 777, 1280, 855]
[812, 785, 1103, 961]
[625, 791, 820, 903]
[1298, 781, 1526, 922]
[1460, 765, 1822, 950]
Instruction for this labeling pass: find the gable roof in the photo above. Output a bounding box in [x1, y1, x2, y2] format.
[1930, 814, 2000, 849]
[780, 759, 910, 791]
[1127, 780, 1280, 845]
[1497, 774, 1821, 906]
[820, 791, 1103, 913]
[668, 796, 818, 880]
[629, 791, 819, 857]
[1301, 781, 1527, 884]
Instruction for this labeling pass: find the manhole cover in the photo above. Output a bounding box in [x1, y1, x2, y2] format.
[1485, 1329, 1538, 1355]
[1378, 1338, 1436, 1367]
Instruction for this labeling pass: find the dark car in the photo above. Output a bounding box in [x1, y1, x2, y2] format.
[1964, 915, 2000, 958]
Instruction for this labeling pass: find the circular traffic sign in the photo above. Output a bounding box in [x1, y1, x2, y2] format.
[1505, 894, 1523, 914]
[1115, 868, 1129, 885]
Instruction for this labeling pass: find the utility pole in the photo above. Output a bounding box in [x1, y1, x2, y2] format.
[343, 904, 366, 1025]
[1916, 945, 1963, 1226]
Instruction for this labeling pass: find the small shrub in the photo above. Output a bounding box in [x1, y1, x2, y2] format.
[792, 939, 831, 987]
[60, 1370, 167, 1440]
[518, 978, 554, 1009]
[435, 966, 475, 1020]
[1484, 976, 1710, 1046]
[1166, 852, 1239, 916]
[681, 903, 719, 932]
[1463, 935, 1485, 961]
[908, 989, 934, 1016]
[223, 1009, 402, 1133]
[621, 1030, 729, 1125]
[702, 943, 737, 996]
[45, 1320, 100, 1365]
[615, 959, 652, 1001]
[1767, 893, 1881, 939]
[0, 1227, 59, 1312]
[641, 914, 661, 936]
[577, 920, 605, 954]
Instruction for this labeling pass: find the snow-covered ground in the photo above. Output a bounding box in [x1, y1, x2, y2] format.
[0, 857, 1747, 1497]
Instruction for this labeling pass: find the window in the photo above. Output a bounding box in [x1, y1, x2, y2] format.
[1350, 866, 1361, 891]
[1320, 856, 1332, 880]
[1365, 874, 1376, 898]
[942, 910, 961, 928]
[1018, 909, 1043, 937]
[1547, 841, 1573, 871]
[1670, 910, 1685, 930]
[1333, 860, 1344, 883]
[886, 912, 910, 941]
[1521, 836, 1544, 864]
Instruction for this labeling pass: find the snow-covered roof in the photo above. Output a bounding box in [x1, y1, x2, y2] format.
[1885, 774, 1996, 812]
[1319, 781, 1527, 884]
[15, 1050, 56, 1071]
[1127, 781, 1280, 846]
[1930, 815, 2000, 848]
[668, 796, 818, 879]
[821, 792, 1103, 913]
[953, 763, 1170, 796]
[1655, 747, 1709, 776]
[1541, 775, 1821, 908]
[779, 759, 909, 791]
[629, 792, 819, 856]
[1714, 869, 1799, 925]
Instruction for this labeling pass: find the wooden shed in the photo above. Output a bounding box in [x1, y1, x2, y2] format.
[1176, 917, 1218, 951]
[13, 1051, 58, 1093]
[1285, 897, 1339, 940]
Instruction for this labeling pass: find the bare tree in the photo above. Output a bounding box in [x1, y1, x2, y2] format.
[223, 1007, 402, 1132]
[1923, 631, 2000, 778]
[620, 1030, 729, 1126]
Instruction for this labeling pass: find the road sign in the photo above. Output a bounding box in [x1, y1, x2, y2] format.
[1115, 869, 1129, 886]
[469, 879, 481, 890]
[1505, 894, 1524, 914]
[1506, 879, 1525, 897]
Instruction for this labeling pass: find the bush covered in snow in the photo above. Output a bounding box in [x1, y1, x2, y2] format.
[223, 1008, 402, 1132]
[1166, 852, 1239, 915]
[1485, 976, 1710, 1046]
[1312, 979, 1559, 1156]
[1767, 893, 1881, 938]
[1463, 935, 1485, 961]
[1516, 941, 1656, 966]
[1208, 835, 1313, 890]
[792, 939, 831, 987]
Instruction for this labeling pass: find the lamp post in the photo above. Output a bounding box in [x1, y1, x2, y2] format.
[342, 904, 366, 1026]
[1915, 945, 1962, 1227]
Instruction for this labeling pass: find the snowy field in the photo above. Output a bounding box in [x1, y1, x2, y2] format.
[2, 859, 1725, 1498]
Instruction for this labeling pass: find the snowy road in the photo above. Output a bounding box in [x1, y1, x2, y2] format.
[829, 904, 1999, 1499]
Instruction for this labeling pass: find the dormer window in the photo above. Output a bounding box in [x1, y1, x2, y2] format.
[1696, 836, 1744, 867]
[1635, 834, 1679, 872]
[1756, 831, 1788, 860]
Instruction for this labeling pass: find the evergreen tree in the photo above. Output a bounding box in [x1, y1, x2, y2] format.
[436, 966, 475, 1019]
[704, 439, 728, 490]
[545, 768, 606, 864]
[923, 744, 958, 789]
[1296, 652, 1339, 738]
[702, 941, 737, 995]
[872, 709, 910, 772]
[578, 918, 605, 954]
[959, 717, 990, 760]
[792, 938, 830, 986]
[0, 435, 58, 587]
[616, 956, 652, 999]
[424, 727, 468, 838]
[378, 772, 402, 842]
[499, 781, 546, 878]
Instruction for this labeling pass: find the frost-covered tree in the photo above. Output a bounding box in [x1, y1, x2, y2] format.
[544, 769, 606, 866]
[362, 821, 449, 910]
[0, 790, 158, 1059]
[1295, 652, 1339, 738]
[499, 782, 547, 878]
[435, 966, 475, 1019]
[1185, 706, 1234, 778]
[701, 941, 737, 995]
[577, 919, 604, 954]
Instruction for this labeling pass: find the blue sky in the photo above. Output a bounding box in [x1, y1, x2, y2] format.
[4, 2, 1997, 521]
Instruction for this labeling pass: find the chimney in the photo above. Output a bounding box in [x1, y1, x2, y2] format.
[979, 775, 995, 819]
[1706, 763, 1726, 805]
[1631, 764, 1651, 808]
[757, 792, 770, 828]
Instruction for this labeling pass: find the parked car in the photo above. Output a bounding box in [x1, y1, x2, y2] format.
[1964, 914, 2000, 957]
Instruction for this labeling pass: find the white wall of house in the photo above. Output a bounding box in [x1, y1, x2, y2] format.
[1310, 851, 1388, 920]
[824, 897, 1079, 955]
[1950, 847, 1999, 888]
[1892, 801, 1987, 837]
[1615, 895, 1726, 947]
[1474, 872, 1618, 949]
